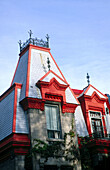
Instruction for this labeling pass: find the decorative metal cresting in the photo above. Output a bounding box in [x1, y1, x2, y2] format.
[47, 57, 51, 71]
[86, 73, 90, 86]
[18, 30, 49, 52]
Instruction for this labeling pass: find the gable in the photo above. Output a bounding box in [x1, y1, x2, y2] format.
[85, 85, 107, 99]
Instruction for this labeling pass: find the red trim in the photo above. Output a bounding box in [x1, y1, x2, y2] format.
[79, 89, 107, 136]
[40, 70, 69, 85]
[30, 44, 51, 52]
[13, 87, 17, 133]
[72, 89, 84, 95]
[36, 77, 69, 103]
[0, 83, 22, 101]
[25, 45, 32, 97]
[49, 51, 68, 84]
[0, 133, 30, 162]
[79, 137, 110, 154]
[62, 103, 78, 113]
[84, 84, 107, 99]
[19, 44, 50, 57]
[20, 97, 45, 111]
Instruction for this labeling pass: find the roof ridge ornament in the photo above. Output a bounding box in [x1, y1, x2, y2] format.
[86, 73, 90, 86]
[47, 57, 50, 71]
[28, 30, 33, 39]
[19, 31, 50, 52]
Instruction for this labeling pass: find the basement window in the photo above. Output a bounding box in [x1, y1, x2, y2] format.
[45, 105, 61, 139]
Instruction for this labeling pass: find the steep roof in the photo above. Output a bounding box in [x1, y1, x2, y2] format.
[11, 44, 79, 104]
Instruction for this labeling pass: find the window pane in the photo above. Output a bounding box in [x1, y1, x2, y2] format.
[45, 105, 61, 139]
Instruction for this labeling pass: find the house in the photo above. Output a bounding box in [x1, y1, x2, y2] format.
[73, 84, 110, 169]
[0, 32, 81, 170]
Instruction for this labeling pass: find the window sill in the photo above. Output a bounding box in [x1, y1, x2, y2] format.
[47, 138, 64, 142]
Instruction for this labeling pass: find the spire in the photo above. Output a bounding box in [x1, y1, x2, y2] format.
[86, 73, 90, 86]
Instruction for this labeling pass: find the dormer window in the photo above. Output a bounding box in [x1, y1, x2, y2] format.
[45, 104, 61, 139]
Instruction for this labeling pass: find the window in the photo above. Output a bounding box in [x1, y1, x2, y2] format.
[45, 105, 61, 139]
[90, 111, 104, 138]
[91, 119, 104, 138]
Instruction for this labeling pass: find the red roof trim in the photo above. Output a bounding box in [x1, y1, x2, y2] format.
[0, 83, 22, 101]
[72, 89, 84, 95]
[25, 45, 32, 97]
[84, 84, 107, 98]
[40, 70, 69, 85]
[49, 51, 68, 84]
[13, 87, 17, 133]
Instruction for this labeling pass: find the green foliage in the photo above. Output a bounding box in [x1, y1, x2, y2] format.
[79, 137, 92, 170]
[32, 139, 64, 162]
[27, 119, 81, 168]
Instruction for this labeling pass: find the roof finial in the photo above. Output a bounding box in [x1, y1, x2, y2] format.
[86, 73, 90, 86]
[47, 57, 50, 71]
[46, 34, 49, 48]
[28, 30, 33, 39]
[18, 40, 22, 51]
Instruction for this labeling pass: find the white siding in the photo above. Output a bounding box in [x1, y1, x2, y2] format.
[16, 89, 29, 133]
[74, 106, 88, 137]
[86, 86, 106, 99]
[0, 90, 14, 141]
[29, 49, 65, 98]
[42, 72, 67, 85]
[65, 88, 79, 104]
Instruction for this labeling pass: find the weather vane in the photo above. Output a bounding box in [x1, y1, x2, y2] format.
[18, 40, 22, 51]
[28, 30, 33, 39]
[86, 73, 90, 86]
[47, 57, 50, 71]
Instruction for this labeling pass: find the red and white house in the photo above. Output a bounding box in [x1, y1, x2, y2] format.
[73, 84, 110, 168]
[1, 32, 110, 169]
[0, 33, 81, 170]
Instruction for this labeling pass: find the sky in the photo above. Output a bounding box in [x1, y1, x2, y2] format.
[0, 0, 110, 95]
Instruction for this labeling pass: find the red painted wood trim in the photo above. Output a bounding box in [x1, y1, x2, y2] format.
[25, 45, 32, 97]
[0, 83, 22, 101]
[19, 44, 50, 57]
[0, 134, 30, 162]
[13, 87, 17, 133]
[40, 70, 69, 85]
[84, 84, 107, 99]
[30, 44, 51, 52]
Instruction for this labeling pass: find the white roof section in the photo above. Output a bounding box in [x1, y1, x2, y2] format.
[78, 84, 107, 99]
[86, 85, 107, 99]
[29, 48, 79, 104]
[66, 87, 79, 104]
[29, 48, 66, 98]
[74, 105, 88, 137]
[40, 71, 68, 85]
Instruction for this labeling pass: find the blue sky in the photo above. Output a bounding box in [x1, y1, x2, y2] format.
[0, 0, 110, 95]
